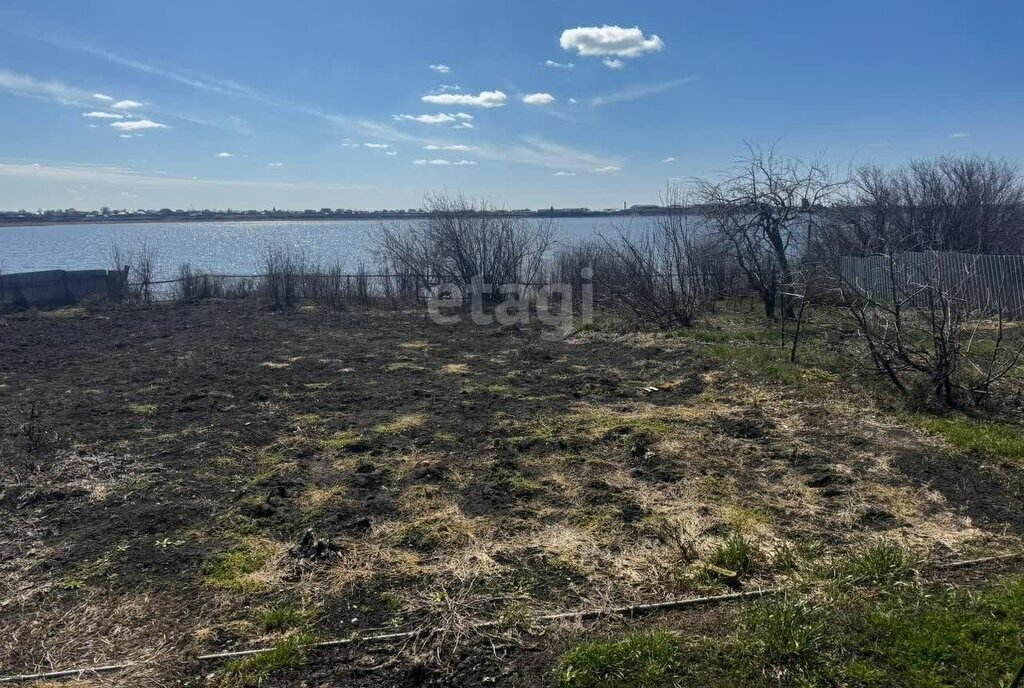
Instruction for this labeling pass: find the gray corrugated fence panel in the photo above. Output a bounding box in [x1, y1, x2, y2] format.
[0, 269, 123, 308]
[837, 251, 1024, 319]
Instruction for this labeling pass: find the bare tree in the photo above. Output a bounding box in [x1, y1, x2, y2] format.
[695, 143, 844, 318]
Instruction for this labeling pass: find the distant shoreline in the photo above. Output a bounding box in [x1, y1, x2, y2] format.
[0, 209, 685, 229]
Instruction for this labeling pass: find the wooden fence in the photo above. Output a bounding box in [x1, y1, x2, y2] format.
[0, 268, 128, 309]
[838, 251, 1024, 317]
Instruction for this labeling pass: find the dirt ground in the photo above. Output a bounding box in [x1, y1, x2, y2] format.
[1, 300, 1021, 686]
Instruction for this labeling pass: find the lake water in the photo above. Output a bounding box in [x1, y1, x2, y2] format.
[0, 217, 654, 279]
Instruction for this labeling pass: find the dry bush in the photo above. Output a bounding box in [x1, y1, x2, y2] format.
[262, 245, 305, 309]
[593, 185, 730, 328]
[375, 192, 556, 301]
[825, 250, 1024, 408]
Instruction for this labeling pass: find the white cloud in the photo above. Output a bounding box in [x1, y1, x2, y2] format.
[363, 143, 390, 148]
[216, 152, 233, 157]
[385, 151, 398, 156]
[268, 162, 283, 166]
[594, 165, 621, 174]
[82, 111, 124, 119]
[553, 171, 577, 176]
[425, 144, 476, 151]
[544, 60, 574, 69]
[412, 158, 475, 166]
[118, 134, 135, 138]
[950, 132, 971, 138]
[429, 64, 451, 73]
[560, 25, 664, 57]
[394, 112, 474, 125]
[437, 84, 462, 92]
[452, 122, 474, 129]
[662, 157, 676, 163]
[591, 77, 697, 106]
[110, 119, 168, 131]
[93, 92, 114, 102]
[523, 92, 556, 105]
[111, 99, 143, 110]
[568, 97, 578, 104]
[602, 58, 625, 70]
[421, 90, 506, 108]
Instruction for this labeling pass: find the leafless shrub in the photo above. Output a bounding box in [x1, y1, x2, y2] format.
[375, 192, 555, 301]
[262, 245, 305, 309]
[174, 264, 230, 301]
[109, 240, 160, 305]
[594, 185, 721, 328]
[816, 156, 1024, 407]
[833, 157, 1024, 256]
[823, 249, 1024, 408]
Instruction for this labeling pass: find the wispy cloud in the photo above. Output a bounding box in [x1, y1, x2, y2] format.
[662, 156, 676, 163]
[421, 90, 507, 108]
[363, 143, 390, 148]
[93, 92, 114, 102]
[393, 112, 474, 125]
[385, 151, 397, 156]
[216, 152, 233, 157]
[0, 69, 93, 105]
[553, 171, 577, 176]
[602, 58, 625, 70]
[413, 158, 475, 166]
[425, 144, 476, 151]
[112, 99, 143, 110]
[268, 162, 283, 166]
[0, 161, 372, 192]
[594, 165, 621, 173]
[544, 60, 574, 69]
[523, 92, 556, 105]
[591, 77, 698, 106]
[359, 120, 619, 172]
[110, 119, 168, 131]
[429, 64, 451, 73]
[950, 132, 971, 138]
[560, 25, 664, 58]
[82, 111, 124, 119]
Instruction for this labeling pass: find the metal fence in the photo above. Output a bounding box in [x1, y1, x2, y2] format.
[838, 251, 1024, 317]
[0, 268, 128, 308]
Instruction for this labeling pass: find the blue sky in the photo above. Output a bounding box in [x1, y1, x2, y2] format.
[0, 0, 1021, 211]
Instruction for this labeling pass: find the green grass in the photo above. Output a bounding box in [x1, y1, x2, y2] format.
[255, 604, 309, 633]
[842, 578, 1024, 686]
[320, 429, 364, 450]
[739, 595, 829, 670]
[838, 540, 918, 587]
[555, 631, 682, 688]
[128, 403, 158, 416]
[554, 577, 1024, 687]
[202, 538, 279, 593]
[703, 532, 760, 581]
[218, 632, 314, 687]
[914, 415, 1024, 463]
